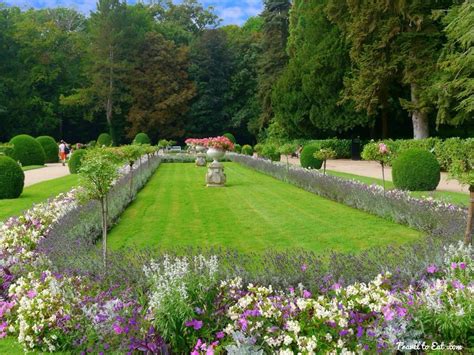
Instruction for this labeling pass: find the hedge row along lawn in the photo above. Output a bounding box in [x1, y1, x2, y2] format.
[326, 170, 468, 207]
[0, 174, 79, 221]
[108, 163, 422, 254]
[21, 165, 44, 171]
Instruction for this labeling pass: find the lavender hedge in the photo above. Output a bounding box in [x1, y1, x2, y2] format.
[229, 154, 466, 239]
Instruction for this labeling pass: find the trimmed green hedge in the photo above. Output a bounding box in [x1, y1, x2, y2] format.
[0, 143, 14, 158]
[0, 156, 25, 199]
[97, 133, 113, 147]
[9, 134, 46, 166]
[133, 133, 151, 145]
[241, 145, 253, 156]
[223, 133, 236, 144]
[300, 145, 323, 169]
[261, 144, 280, 162]
[234, 144, 242, 153]
[392, 149, 441, 191]
[68, 149, 87, 174]
[36, 136, 59, 163]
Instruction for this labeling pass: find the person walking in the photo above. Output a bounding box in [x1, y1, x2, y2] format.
[59, 140, 67, 166]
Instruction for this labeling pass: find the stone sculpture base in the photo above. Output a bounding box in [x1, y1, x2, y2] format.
[195, 153, 207, 167]
[206, 161, 226, 187]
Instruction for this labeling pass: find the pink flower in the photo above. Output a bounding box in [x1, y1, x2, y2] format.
[301, 264, 307, 272]
[0, 321, 7, 339]
[378, 143, 389, 154]
[216, 331, 225, 339]
[451, 280, 464, 290]
[238, 318, 248, 331]
[451, 262, 458, 269]
[459, 262, 466, 270]
[426, 264, 438, 274]
[26, 290, 37, 299]
[112, 323, 124, 334]
[382, 305, 395, 321]
[303, 290, 312, 298]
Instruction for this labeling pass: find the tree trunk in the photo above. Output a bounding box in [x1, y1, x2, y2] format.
[129, 162, 134, 201]
[465, 187, 474, 246]
[411, 83, 429, 139]
[100, 197, 108, 268]
[106, 46, 114, 143]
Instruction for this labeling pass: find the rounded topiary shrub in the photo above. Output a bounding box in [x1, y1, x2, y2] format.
[241, 145, 253, 156]
[392, 148, 440, 191]
[68, 149, 87, 174]
[300, 145, 323, 169]
[234, 144, 242, 153]
[9, 134, 46, 166]
[223, 133, 236, 144]
[36, 136, 59, 163]
[261, 144, 280, 162]
[0, 156, 25, 199]
[97, 133, 112, 147]
[133, 132, 151, 145]
[0, 144, 15, 158]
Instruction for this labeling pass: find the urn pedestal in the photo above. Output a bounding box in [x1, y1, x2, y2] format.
[206, 148, 226, 187]
[195, 153, 207, 167]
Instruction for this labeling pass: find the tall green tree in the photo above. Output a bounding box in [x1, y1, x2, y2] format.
[434, 1, 473, 127]
[223, 17, 263, 142]
[327, 0, 453, 139]
[256, 0, 291, 135]
[186, 29, 234, 137]
[272, 0, 369, 138]
[127, 32, 196, 142]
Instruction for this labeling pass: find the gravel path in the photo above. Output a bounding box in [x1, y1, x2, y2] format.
[284, 157, 468, 194]
[24, 163, 70, 187]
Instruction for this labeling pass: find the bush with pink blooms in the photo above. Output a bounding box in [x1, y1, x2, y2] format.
[185, 136, 234, 151]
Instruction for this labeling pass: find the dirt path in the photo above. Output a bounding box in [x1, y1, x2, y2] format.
[284, 157, 468, 194]
[24, 163, 70, 187]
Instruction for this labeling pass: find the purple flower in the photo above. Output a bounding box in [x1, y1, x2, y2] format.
[382, 305, 395, 321]
[451, 280, 464, 290]
[339, 329, 349, 336]
[216, 331, 225, 339]
[303, 290, 311, 298]
[301, 264, 307, 272]
[426, 264, 437, 274]
[238, 318, 248, 331]
[451, 262, 457, 269]
[356, 326, 364, 338]
[396, 306, 407, 318]
[26, 290, 37, 299]
[459, 262, 466, 270]
[185, 319, 203, 330]
[112, 323, 124, 334]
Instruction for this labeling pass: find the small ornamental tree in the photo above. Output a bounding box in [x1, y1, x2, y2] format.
[78, 148, 120, 268]
[314, 148, 336, 175]
[449, 149, 474, 246]
[361, 142, 391, 191]
[279, 143, 297, 171]
[119, 145, 144, 201]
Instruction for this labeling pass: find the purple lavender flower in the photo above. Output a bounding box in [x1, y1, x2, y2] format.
[459, 262, 466, 270]
[426, 264, 437, 274]
[185, 319, 203, 330]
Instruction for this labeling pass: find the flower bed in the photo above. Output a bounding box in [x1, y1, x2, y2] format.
[1, 153, 473, 353]
[229, 154, 466, 239]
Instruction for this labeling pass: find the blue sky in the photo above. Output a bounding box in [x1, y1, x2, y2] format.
[4, 0, 263, 25]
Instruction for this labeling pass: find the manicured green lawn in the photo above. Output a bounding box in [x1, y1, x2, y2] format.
[0, 175, 79, 221]
[326, 170, 468, 207]
[108, 163, 422, 254]
[0, 338, 25, 355]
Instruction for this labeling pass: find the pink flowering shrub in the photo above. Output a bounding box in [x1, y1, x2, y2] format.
[185, 137, 234, 151]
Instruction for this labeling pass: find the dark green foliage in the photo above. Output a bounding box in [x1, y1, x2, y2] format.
[9, 134, 46, 166]
[300, 144, 323, 169]
[241, 145, 253, 156]
[223, 133, 236, 144]
[88, 140, 96, 147]
[261, 144, 280, 162]
[97, 133, 112, 147]
[273, 0, 369, 138]
[0, 156, 24, 199]
[256, 0, 291, 134]
[392, 149, 441, 191]
[36, 136, 59, 163]
[68, 149, 88, 174]
[0, 144, 14, 158]
[234, 144, 242, 153]
[133, 133, 151, 145]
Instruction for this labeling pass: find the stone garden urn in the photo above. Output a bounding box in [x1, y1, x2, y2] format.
[206, 148, 226, 187]
[195, 145, 207, 167]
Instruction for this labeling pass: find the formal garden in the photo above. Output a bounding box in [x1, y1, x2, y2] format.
[1, 0, 473, 353]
